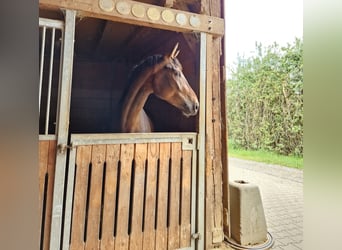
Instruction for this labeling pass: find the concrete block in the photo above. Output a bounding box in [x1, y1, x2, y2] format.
[229, 180, 267, 246]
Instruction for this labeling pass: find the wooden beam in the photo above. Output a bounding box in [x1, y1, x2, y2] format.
[40, 0, 224, 36]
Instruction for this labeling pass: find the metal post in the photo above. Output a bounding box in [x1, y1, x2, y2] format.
[49, 9, 76, 250]
[45, 27, 56, 134]
[197, 32, 207, 250]
[39, 26, 46, 114]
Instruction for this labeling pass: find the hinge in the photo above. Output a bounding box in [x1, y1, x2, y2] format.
[57, 143, 74, 154]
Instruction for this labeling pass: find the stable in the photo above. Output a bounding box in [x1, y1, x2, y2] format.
[38, 0, 229, 249]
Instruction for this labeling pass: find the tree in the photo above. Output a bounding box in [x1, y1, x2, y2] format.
[227, 38, 303, 156]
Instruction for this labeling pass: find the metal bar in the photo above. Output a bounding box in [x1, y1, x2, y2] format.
[39, 26, 46, 114]
[39, 134, 57, 141]
[49, 9, 76, 250]
[45, 27, 56, 135]
[39, 18, 64, 29]
[70, 133, 197, 149]
[62, 147, 76, 250]
[197, 32, 207, 250]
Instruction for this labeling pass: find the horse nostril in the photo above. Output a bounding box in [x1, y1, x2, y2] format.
[194, 103, 199, 113]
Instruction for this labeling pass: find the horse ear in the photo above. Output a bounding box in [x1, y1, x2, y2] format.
[170, 43, 179, 58]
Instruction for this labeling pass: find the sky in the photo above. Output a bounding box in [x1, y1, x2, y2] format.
[224, 0, 303, 74]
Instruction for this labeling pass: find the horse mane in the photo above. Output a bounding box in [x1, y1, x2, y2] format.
[119, 54, 165, 105]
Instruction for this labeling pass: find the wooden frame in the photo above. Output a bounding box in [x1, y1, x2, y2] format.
[40, 0, 224, 36]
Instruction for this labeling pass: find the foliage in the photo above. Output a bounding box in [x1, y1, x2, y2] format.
[227, 38, 303, 156]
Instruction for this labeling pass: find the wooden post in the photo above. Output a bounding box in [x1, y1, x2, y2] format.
[49, 9, 76, 250]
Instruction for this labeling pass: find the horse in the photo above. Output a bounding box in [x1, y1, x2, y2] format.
[120, 43, 199, 133]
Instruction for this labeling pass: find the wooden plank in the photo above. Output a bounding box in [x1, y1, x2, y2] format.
[39, 0, 224, 36]
[155, 142, 170, 250]
[211, 36, 224, 243]
[85, 145, 106, 250]
[129, 143, 148, 250]
[100, 144, 121, 249]
[205, 33, 215, 248]
[39, 140, 49, 247]
[180, 150, 192, 248]
[70, 145, 92, 250]
[168, 142, 182, 249]
[115, 144, 134, 250]
[142, 143, 159, 250]
[44, 140, 56, 250]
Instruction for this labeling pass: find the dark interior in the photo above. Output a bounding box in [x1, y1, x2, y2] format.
[39, 2, 201, 134]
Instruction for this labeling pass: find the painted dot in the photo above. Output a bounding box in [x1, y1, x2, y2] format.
[147, 8, 160, 21]
[176, 13, 187, 26]
[132, 4, 145, 18]
[116, 1, 130, 15]
[161, 9, 175, 23]
[99, 0, 114, 12]
[189, 15, 201, 27]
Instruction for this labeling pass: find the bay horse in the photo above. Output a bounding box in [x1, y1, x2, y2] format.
[120, 43, 199, 133]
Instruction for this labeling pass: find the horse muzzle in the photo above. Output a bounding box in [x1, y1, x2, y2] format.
[182, 101, 199, 117]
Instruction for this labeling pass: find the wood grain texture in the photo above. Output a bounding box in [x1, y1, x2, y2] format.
[85, 145, 106, 249]
[129, 143, 148, 250]
[115, 144, 134, 250]
[155, 142, 170, 250]
[180, 150, 192, 248]
[39, 140, 56, 250]
[142, 143, 159, 250]
[100, 144, 120, 249]
[168, 142, 182, 249]
[70, 145, 92, 250]
[40, 0, 224, 36]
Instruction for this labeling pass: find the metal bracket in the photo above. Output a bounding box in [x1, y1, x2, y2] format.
[57, 143, 74, 154]
[191, 232, 201, 240]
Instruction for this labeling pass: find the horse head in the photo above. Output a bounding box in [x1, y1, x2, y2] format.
[152, 43, 199, 117]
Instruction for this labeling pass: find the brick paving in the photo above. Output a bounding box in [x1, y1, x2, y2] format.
[229, 157, 303, 250]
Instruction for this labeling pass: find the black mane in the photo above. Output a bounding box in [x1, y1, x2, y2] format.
[119, 54, 165, 105]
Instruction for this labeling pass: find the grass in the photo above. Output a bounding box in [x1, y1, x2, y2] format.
[228, 142, 303, 169]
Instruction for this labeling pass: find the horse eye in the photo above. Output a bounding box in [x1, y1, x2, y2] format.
[174, 70, 181, 77]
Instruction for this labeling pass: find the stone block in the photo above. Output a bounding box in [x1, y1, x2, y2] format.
[229, 180, 268, 246]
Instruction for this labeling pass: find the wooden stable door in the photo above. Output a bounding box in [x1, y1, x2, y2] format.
[62, 133, 200, 250]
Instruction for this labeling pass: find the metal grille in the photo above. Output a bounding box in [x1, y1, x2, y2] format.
[39, 18, 64, 135]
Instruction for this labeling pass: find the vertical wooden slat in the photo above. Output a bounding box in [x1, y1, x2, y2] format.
[142, 143, 159, 250]
[70, 145, 92, 250]
[101, 144, 120, 249]
[168, 142, 182, 249]
[155, 142, 170, 250]
[205, 33, 215, 248]
[180, 150, 192, 248]
[129, 143, 148, 250]
[85, 145, 106, 250]
[212, 36, 224, 243]
[39, 141, 49, 250]
[44, 141, 56, 250]
[39, 140, 49, 232]
[115, 144, 134, 250]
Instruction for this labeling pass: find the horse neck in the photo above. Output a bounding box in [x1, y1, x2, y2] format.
[121, 76, 153, 132]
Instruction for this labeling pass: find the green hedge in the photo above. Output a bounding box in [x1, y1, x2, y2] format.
[227, 39, 303, 156]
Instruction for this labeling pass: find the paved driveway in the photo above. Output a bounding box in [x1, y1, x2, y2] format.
[229, 157, 303, 250]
